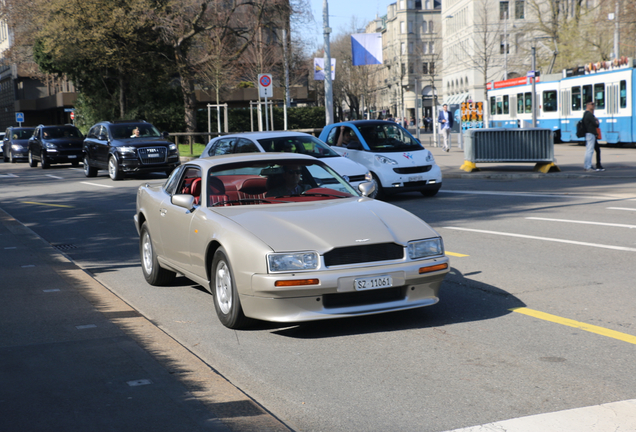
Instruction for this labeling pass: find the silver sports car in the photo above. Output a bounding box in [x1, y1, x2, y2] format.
[134, 153, 449, 329]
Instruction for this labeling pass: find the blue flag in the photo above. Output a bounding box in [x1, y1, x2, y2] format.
[351, 33, 383, 66]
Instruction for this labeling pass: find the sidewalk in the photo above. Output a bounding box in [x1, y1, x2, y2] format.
[418, 133, 636, 180]
[0, 207, 289, 432]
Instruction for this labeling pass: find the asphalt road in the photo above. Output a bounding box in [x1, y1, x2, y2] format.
[1, 160, 635, 431]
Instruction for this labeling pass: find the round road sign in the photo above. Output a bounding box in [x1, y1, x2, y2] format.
[259, 75, 271, 87]
[70, 111, 75, 120]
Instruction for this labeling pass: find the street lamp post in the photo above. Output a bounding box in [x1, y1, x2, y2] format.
[323, 0, 334, 125]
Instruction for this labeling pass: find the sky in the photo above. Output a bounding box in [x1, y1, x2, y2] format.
[306, 0, 385, 51]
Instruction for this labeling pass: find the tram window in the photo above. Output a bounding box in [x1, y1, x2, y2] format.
[490, 96, 496, 115]
[620, 80, 627, 108]
[594, 83, 605, 109]
[543, 90, 557, 112]
[582, 85, 592, 105]
[571, 86, 581, 111]
[517, 93, 524, 113]
[524, 92, 532, 113]
[503, 95, 509, 114]
[496, 100, 503, 115]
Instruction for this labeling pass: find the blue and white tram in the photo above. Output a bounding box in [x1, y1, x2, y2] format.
[487, 61, 636, 145]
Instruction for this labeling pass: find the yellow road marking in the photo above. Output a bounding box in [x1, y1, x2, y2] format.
[511, 307, 636, 345]
[21, 201, 73, 208]
[446, 251, 469, 257]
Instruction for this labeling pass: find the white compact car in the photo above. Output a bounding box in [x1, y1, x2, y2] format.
[201, 131, 372, 194]
[319, 120, 442, 198]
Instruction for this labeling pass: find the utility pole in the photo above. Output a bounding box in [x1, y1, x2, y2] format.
[323, 0, 334, 125]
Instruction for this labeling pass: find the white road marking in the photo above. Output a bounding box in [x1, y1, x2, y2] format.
[440, 189, 620, 200]
[45, 174, 64, 179]
[443, 227, 636, 252]
[607, 206, 636, 211]
[526, 216, 636, 229]
[80, 181, 114, 188]
[0, 173, 18, 178]
[443, 399, 636, 432]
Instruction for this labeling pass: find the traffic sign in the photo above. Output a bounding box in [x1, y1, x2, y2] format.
[70, 111, 75, 120]
[16, 112, 24, 123]
[258, 73, 273, 98]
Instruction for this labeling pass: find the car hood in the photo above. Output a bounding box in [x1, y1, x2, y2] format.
[46, 138, 84, 146]
[118, 138, 171, 146]
[213, 198, 439, 253]
[320, 156, 368, 178]
[337, 147, 435, 167]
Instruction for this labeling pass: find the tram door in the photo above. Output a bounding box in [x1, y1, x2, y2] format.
[605, 82, 620, 143]
[560, 88, 571, 133]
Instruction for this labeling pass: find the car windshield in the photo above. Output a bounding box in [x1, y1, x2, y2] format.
[355, 123, 423, 152]
[206, 159, 358, 205]
[110, 124, 161, 139]
[13, 129, 34, 139]
[257, 135, 340, 158]
[42, 127, 82, 139]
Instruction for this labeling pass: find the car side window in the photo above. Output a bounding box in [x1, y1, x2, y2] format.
[325, 127, 337, 145]
[209, 138, 233, 156]
[235, 139, 259, 154]
[164, 165, 185, 195]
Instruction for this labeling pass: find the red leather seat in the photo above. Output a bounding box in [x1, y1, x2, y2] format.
[190, 178, 201, 205]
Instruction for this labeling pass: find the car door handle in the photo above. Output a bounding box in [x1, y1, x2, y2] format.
[160, 208, 167, 216]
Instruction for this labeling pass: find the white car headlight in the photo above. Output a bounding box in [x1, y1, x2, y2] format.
[408, 238, 444, 259]
[118, 146, 136, 154]
[426, 151, 436, 163]
[11, 144, 24, 151]
[268, 252, 319, 272]
[169, 143, 178, 151]
[364, 171, 373, 182]
[375, 155, 397, 165]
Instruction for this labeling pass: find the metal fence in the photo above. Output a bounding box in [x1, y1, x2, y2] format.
[463, 128, 554, 163]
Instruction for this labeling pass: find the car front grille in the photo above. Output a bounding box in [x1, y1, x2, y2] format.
[324, 243, 404, 266]
[393, 165, 432, 174]
[323, 286, 406, 308]
[138, 147, 167, 164]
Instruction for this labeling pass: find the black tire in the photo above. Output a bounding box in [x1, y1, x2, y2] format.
[371, 172, 385, 200]
[108, 155, 123, 180]
[84, 155, 97, 177]
[420, 185, 441, 197]
[211, 248, 249, 329]
[28, 150, 38, 167]
[40, 152, 50, 169]
[139, 222, 176, 286]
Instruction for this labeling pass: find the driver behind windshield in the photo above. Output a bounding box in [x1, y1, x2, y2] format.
[266, 165, 311, 197]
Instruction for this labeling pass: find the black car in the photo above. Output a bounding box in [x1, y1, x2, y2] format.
[82, 121, 180, 180]
[3, 127, 35, 163]
[28, 125, 84, 168]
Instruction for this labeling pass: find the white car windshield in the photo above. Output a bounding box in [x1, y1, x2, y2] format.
[257, 136, 340, 159]
[356, 123, 423, 152]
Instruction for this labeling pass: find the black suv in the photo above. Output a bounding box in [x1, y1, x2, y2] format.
[83, 121, 180, 180]
[28, 125, 84, 168]
[3, 127, 35, 163]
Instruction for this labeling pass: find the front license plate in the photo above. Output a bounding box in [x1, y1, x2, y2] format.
[147, 153, 160, 158]
[68, 155, 77, 159]
[354, 275, 392, 291]
[408, 175, 423, 182]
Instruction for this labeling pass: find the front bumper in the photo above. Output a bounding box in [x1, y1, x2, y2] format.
[377, 164, 443, 194]
[240, 256, 449, 323]
[119, 153, 181, 173]
[43, 150, 83, 163]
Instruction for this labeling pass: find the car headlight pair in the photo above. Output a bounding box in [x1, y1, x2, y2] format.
[268, 252, 318, 272]
[408, 238, 444, 259]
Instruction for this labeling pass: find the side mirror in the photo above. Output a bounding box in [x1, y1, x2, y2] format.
[358, 181, 376, 198]
[162, 131, 170, 139]
[171, 194, 196, 211]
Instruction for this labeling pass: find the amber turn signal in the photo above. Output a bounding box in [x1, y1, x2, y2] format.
[418, 263, 449, 274]
[275, 279, 320, 287]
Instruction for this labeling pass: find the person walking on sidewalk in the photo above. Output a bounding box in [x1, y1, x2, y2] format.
[582, 101, 601, 172]
[438, 104, 453, 152]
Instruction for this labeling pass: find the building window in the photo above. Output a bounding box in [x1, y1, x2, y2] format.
[500, 1, 509, 20]
[400, 0, 405, 9]
[401, 42, 406, 54]
[425, 0, 431, 9]
[423, 62, 428, 74]
[515, 0, 525, 19]
[430, 62, 435, 75]
[409, 42, 414, 53]
[423, 42, 428, 54]
[401, 21, 406, 34]
[429, 20, 434, 33]
[415, 0, 422, 8]
[422, 20, 427, 33]
[500, 35, 509, 54]
[429, 41, 434, 53]
[401, 63, 406, 75]
[408, 21, 413, 33]
[409, 62, 414, 74]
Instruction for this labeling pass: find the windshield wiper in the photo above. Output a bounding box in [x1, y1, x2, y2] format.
[301, 192, 349, 198]
[211, 198, 273, 207]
